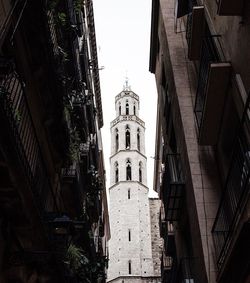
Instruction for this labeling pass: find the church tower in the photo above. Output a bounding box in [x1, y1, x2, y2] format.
[107, 81, 157, 282]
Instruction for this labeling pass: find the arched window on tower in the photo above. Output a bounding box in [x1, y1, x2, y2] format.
[115, 128, 119, 152]
[133, 103, 136, 115]
[119, 102, 121, 115]
[125, 125, 131, 149]
[115, 162, 119, 183]
[128, 260, 132, 274]
[126, 100, 129, 115]
[126, 159, 132, 180]
[139, 162, 142, 182]
[137, 128, 140, 151]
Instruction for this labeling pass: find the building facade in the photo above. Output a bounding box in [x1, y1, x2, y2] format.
[150, 0, 250, 283]
[0, 0, 110, 282]
[107, 83, 161, 283]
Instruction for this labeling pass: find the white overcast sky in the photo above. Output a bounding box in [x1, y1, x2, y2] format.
[93, 0, 158, 197]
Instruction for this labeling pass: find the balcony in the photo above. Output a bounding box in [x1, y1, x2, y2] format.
[159, 204, 167, 237]
[0, 59, 55, 215]
[212, 97, 250, 270]
[195, 36, 231, 145]
[161, 154, 185, 221]
[186, 6, 205, 60]
[164, 222, 175, 256]
[161, 253, 173, 283]
[217, 0, 245, 16]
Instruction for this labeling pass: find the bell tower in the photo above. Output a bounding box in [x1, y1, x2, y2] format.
[107, 82, 156, 282]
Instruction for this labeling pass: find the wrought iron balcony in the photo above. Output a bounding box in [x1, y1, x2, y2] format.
[216, 0, 245, 15]
[0, 59, 56, 215]
[212, 96, 250, 269]
[195, 35, 231, 145]
[161, 154, 185, 221]
[161, 252, 173, 282]
[164, 222, 175, 256]
[186, 5, 205, 60]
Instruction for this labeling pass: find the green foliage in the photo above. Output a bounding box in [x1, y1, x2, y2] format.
[57, 12, 67, 26]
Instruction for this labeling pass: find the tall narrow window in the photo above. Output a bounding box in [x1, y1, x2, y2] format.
[128, 260, 132, 274]
[125, 125, 131, 149]
[126, 159, 132, 180]
[126, 100, 129, 115]
[115, 128, 119, 152]
[128, 188, 131, 199]
[139, 162, 142, 182]
[137, 128, 140, 151]
[128, 229, 131, 241]
[133, 103, 136, 115]
[119, 102, 121, 115]
[115, 162, 119, 183]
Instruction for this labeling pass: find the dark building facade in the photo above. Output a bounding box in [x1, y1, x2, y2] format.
[150, 0, 250, 283]
[0, 0, 110, 282]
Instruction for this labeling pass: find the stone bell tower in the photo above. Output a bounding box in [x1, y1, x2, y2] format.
[107, 81, 157, 283]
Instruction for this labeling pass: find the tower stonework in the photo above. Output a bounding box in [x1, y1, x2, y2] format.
[107, 85, 161, 283]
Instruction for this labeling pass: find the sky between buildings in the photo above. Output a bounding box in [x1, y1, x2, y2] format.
[93, 0, 158, 197]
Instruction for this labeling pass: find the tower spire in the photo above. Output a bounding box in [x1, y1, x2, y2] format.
[123, 73, 131, 91]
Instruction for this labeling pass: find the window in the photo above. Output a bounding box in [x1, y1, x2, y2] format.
[126, 100, 129, 115]
[128, 188, 131, 199]
[126, 159, 132, 180]
[128, 229, 131, 241]
[137, 128, 140, 151]
[125, 125, 130, 149]
[115, 162, 119, 183]
[139, 162, 142, 182]
[115, 128, 119, 152]
[133, 103, 136, 115]
[119, 102, 121, 115]
[128, 260, 132, 274]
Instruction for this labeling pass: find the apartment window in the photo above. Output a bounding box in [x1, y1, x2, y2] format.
[137, 128, 140, 151]
[126, 159, 132, 180]
[115, 162, 119, 183]
[128, 229, 131, 241]
[115, 128, 119, 152]
[125, 125, 130, 149]
[126, 100, 129, 115]
[128, 188, 131, 199]
[128, 260, 132, 274]
[139, 162, 142, 182]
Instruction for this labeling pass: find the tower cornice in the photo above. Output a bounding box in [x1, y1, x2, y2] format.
[110, 115, 145, 128]
[115, 90, 139, 102]
[109, 149, 147, 160]
[109, 180, 149, 191]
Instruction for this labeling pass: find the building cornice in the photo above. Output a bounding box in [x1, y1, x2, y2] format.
[109, 149, 147, 160]
[109, 181, 149, 191]
[107, 275, 161, 283]
[115, 90, 139, 102]
[110, 115, 145, 128]
[149, 0, 159, 73]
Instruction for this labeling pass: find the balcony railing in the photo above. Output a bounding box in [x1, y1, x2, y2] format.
[0, 59, 56, 214]
[162, 154, 185, 221]
[212, 95, 250, 269]
[195, 35, 231, 145]
[0, 0, 28, 48]
[216, 0, 245, 16]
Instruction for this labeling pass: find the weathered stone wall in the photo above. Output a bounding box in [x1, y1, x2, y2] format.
[149, 198, 163, 277]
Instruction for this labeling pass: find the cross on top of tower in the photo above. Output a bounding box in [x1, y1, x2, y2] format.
[123, 76, 131, 91]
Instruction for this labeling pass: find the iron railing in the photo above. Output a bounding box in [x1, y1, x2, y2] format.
[0, 59, 56, 214]
[194, 34, 221, 130]
[212, 95, 250, 269]
[162, 154, 185, 221]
